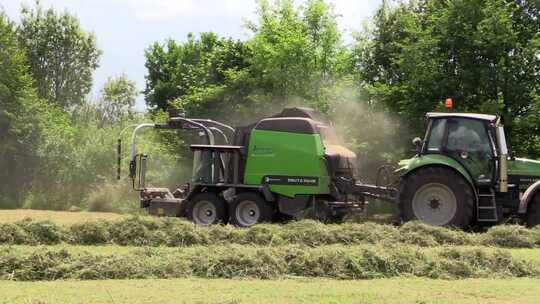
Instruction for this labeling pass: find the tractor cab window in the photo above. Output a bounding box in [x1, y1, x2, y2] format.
[424, 117, 495, 184]
[426, 119, 446, 152]
[446, 119, 491, 155]
[445, 118, 494, 183]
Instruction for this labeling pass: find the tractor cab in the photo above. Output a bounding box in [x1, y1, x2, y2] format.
[418, 113, 507, 189]
[399, 111, 540, 227]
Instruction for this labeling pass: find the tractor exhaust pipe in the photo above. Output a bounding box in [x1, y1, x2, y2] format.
[500, 155, 508, 192]
[496, 118, 508, 193]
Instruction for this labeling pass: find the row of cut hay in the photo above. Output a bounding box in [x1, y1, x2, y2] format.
[0, 244, 537, 281]
[1, 217, 540, 248]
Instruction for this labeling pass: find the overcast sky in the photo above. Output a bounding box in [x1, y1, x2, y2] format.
[2, 0, 382, 108]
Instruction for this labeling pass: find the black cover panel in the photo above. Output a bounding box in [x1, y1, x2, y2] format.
[278, 195, 311, 216]
[273, 107, 330, 124]
[255, 117, 319, 134]
[324, 145, 357, 179]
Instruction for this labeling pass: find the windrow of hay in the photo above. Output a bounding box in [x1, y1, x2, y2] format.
[1, 217, 540, 248]
[0, 245, 537, 281]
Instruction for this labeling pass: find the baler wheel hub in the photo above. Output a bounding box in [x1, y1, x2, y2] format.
[429, 198, 440, 210]
[236, 200, 260, 227]
[192, 200, 217, 225]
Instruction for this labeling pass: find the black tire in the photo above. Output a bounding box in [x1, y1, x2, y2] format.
[186, 193, 228, 225]
[399, 166, 474, 228]
[229, 192, 274, 227]
[526, 194, 540, 227]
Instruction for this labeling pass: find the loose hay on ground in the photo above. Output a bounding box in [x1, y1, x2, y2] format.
[0, 244, 537, 281]
[1, 217, 540, 249]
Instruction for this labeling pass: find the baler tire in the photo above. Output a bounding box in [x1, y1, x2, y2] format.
[399, 166, 474, 228]
[526, 194, 540, 227]
[186, 193, 228, 225]
[229, 192, 274, 227]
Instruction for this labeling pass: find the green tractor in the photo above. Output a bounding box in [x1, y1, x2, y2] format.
[118, 107, 540, 228]
[397, 112, 540, 228]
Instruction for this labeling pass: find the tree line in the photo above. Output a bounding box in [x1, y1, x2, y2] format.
[1, 0, 539, 211]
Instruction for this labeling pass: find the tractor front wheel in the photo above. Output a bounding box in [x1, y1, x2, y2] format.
[399, 167, 474, 228]
[229, 192, 274, 227]
[186, 193, 228, 225]
[526, 194, 540, 227]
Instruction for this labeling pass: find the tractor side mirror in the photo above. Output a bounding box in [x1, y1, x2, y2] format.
[412, 137, 423, 154]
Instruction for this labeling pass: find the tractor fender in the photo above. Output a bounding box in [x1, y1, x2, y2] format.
[519, 180, 540, 214]
[398, 155, 478, 203]
[398, 155, 475, 186]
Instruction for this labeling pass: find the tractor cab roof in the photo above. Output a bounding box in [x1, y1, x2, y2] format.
[426, 112, 497, 122]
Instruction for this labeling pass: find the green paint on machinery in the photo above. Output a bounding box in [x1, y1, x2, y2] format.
[244, 129, 330, 197]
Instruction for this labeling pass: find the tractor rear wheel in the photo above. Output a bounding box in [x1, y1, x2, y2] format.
[186, 193, 228, 225]
[526, 194, 540, 227]
[229, 192, 274, 227]
[399, 166, 474, 228]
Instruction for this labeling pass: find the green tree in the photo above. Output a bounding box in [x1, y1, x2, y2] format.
[143, 0, 350, 122]
[144, 32, 249, 115]
[356, 0, 540, 156]
[18, 2, 101, 108]
[247, 0, 349, 111]
[0, 12, 42, 208]
[97, 74, 138, 124]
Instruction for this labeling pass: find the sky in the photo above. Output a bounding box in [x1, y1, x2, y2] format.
[2, 0, 382, 108]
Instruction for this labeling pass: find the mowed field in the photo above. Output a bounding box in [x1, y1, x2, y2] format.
[3, 278, 540, 304]
[2, 210, 540, 304]
[0, 209, 125, 225]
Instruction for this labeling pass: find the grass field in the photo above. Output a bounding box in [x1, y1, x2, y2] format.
[2, 278, 540, 304]
[2, 209, 540, 303]
[0, 209, 124, 225]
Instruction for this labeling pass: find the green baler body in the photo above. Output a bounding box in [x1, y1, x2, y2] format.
[243, 129, 330, 197]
